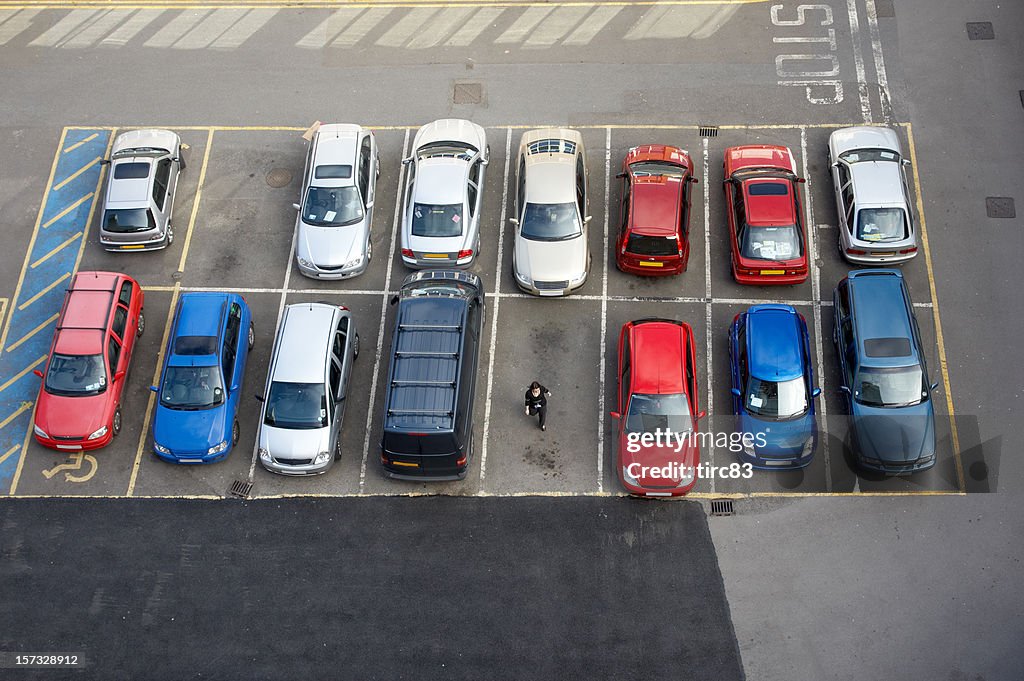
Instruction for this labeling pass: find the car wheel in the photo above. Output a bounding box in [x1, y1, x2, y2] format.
[353, 333, 360, 359]
[179, 145, 187, 171]
[112, 407, 122, 436]
[375, 152, 381, 178]
[485, 144, 491, 163]
[366, 241, 373, 263]
[166, 225, 174, 246]
[232, 420, 240, 446]
[247, 322, 255, 351]
[334, 438, 342, 460]
[136, 310, 145, 337]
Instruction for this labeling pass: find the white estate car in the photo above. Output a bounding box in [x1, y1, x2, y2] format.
[401, 119, 489, 268]
[511, 128, 591, 296]
[294, 124, 378, 279]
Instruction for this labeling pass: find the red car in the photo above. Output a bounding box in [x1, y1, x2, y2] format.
[33, 271, 145, 451]
[615, 145, 697, 275]
[611, 318, 703, 497]
[723, 145, 809, 285]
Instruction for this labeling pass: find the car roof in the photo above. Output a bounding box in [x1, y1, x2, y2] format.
[525, 159, 576, 204]
[849, 161, 906, 207]
[848, 271, 917, 365]
[174, 293, 226, 343]
[631, 178, 683, 235]
[743, 179, 797, 225]
[831, 126, 901, 156]
[630, 321, 687, 394]
[271, 304, 338, 383]
[112, 128, 179, 156]
[107, 158, 153, 207]
[311, 125, 361, 188]
[414, 160, 467, 204]
[746, 306, 804, 381]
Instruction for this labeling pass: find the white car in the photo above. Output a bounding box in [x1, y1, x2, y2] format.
[401, 119, 489, 268]
[511, 128, 591, 296]
[294, 124, 378, 279]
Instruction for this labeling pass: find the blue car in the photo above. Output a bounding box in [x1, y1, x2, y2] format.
[729, 304, 820, 468]
[151, 293, 254, 463]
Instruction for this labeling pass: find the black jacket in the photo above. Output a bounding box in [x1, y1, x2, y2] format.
[525, 386, 550, 409]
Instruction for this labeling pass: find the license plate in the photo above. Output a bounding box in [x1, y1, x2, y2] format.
[638, 261, 664, 268]
[538, 290, 562, 297]
[422, 253, 447, 259]
[178, 459, 202, 464]
[763, 459, 792, 466]
[760, 269, 785, 275]
[392, 461, 419, 468]
[120, 245, 145, 250]
[645, 492, 672, 497]
[56, 444, 82, 450]
[873, 252, 895, 257]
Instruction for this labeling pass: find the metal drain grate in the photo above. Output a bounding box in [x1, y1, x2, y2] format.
[986, 197, 1016, 218]
[229, 480, 253, 498]
[699, 126, 719, 138]
[710, 499, 735, 516]
[453, 82, 483, 105]
[966, 22, 994, 40]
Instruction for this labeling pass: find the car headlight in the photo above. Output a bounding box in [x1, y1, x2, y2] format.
[87, 426, 108, 440]
[678, 465, 695, 487]
[297, 257, 314, 269]
[33, 425, 49, 439]
[314, 450, 331, 465]
[343, 256, 363, 269]
[207, 440, 229, 455]
[801, 438, 815, 457]
[154, 443, 171, 455]
[150, 232, 164, 241]
[569, 269, 587, 284]
[514, 269, 532, 286]
[743, 440, 757, 456]
[259, 447, 271, 462]
[622, 465, 639, 486]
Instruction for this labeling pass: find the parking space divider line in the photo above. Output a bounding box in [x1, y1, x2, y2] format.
[903, 122, 964, 492]
[702, 137, 714, 494]
[865, 0, 893, 123]
[479, 127, 512, 489]
[596, 127, 610, 494]
[801, 127, 832, 492]
[359, 128, 411, 493]
[843, 0, 872, 123]
[178, 128, 216, 274]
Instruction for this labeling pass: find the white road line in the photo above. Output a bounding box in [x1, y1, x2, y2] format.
[332, 7, 392, 48]
[522, 6, 588, 49]
[0, 9, 40, 46]
[801, 127, 832, 492]
[28, 9, 98, 47]
[174, 8, 247, 50]
[597, 127, 611, 494]
[702, 137, 715, 494]
[479, 127, 513, 488]
[406, 7, 473, 49]
[62, 9, 131, 49]
[624, 6, 722, 41]
[359, 128, 411, 493]
[495, 6, 554, 44]
[101, 8, 162, 46]
[144, 9, 211, 49]
[375, 7, 439, 48]
[296, 8, 363, 49]
[865, 0, 893, 122]
[844, 0, 872, 123]
[562, 5, 622, 46]
[210, 8, 278, 50]
[445, 7, 502, 47]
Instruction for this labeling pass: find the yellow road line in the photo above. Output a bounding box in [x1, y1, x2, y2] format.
[52, 156, 100, 192]
[18, 272, 71, 311]
[42, 192, 94, 229]
[0, 444, 20, 467]
[177, 128, 215, 273]
[0, 355, 47, 395]
[5, 313, 59, 353]
[0, 128, 67, 356]
[0, 299, 6, 331]
[903, 122, 964, 492]
[62, 133, 98, 154]
[69, 132, 115, 296]
[29, 232, 82, 269]
[0, 402, 33, 430]
[141, 285, 176, 292]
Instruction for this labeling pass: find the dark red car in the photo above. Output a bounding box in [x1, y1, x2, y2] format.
[615, 145, 697, 275]
[33, 271, 145, 451]
[611, 318, 703, 497]
[723, 145, 809, 285]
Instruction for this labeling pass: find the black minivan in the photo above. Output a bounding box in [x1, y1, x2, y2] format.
[381, 270, 485, 480]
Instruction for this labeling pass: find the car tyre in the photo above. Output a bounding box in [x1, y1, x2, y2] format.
[353, 333, 360, 359]
[334, 438, 342, 461]
[232, 419, 240, 446]
[166, 224, 174, 246]
[112, 407, 122, 436]
[247, 322, 255, 351]
[179, 145, 187, 171]
[366, 241, 372, 263]
[137, 311, 145, 337]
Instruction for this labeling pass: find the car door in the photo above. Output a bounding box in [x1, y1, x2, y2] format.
[467, 157, 482, 242]
[685, 328, 698, 421]
[106, 331, 123, 414]
[575, 151, 588, 234]
[729, 315, 746, 413]
[332, 319, 350, 429]
[221, 302, 243, 417]
[359, 133, 374, 212]
[833, 281, 854, 410]
[618, 172, 632, 252]
[151, 158, 172, 232]
[618, 327, 632, 446]
[729, 181, 746, 269]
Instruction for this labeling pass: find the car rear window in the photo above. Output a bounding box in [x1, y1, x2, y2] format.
[383, 432, 459, 456]
[314, 165, 352, 180]
[748, 182, 789, 196]
[863, 337, 912, 358]
[174, 336, 219, 355]
[113, 162, 151, 180]
[412, 203, 463, 238]
[103, 208, 156, 233]
[626, 233, 677, 256]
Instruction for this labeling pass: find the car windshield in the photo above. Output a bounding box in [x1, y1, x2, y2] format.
[45, 353, 107, 396]
[855, 365, 928, 407]
[412, 203, 463, 238]
[264, 381, 328, 430]
[746, 376, 808, 419]
[160, 365, 225, 410]
[856, 207, 907, 242]
[840, 148, 900, 163]
[302, 186, 363, 227]
[103, 208, 155, 233]
[740, 224, 802, 261]
[521, 202, 581, 241]
[627, 233, 678, 256]
[629, 161, 686, 178]
[624, 393, 693, 436]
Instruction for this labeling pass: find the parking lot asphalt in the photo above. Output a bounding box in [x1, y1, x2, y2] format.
[0, 496, 744, 681]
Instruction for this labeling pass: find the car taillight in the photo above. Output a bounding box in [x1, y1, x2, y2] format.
[899, 247, 918, 254]
[401, 248, 413, 258]
[457, 249, 473, 259]
[456, 455, 467, 467]
[847, 248, 867, 255]
[338, 305, 349, 310]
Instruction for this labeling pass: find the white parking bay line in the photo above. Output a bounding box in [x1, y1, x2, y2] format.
[332, 8, 392, 49]
[101, 8, 163, 47]
[296, 8, 363, 49]
[359, 129, 411, 493]
[522, 6, 588, 49]
[445, 7, 503, 48]
[479, 128, 513, 489]
[0, 9, 40, 46]
[144, 9, 211, 49]
[405, 7, 474, 50]
[844, 0, 872, 123]
[28, 9, 98, 47]
[597, 127, 611, 494]
[702, 137, 715, 495]
[562, 6, 622, 47]
[865, 0, 893, 122]
[62, 9, 132, 49]
[494, 6, 554, 44]
[375, 7, 439, 48]
[210, 8, 278, 50]
[174, 8, 249, 50]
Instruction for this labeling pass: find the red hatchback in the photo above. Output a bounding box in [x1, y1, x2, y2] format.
[611, 318, 703, 497]
[33, 271, 145, 451]
[723, 145, 809, 285]
[615, 145, 697, 275]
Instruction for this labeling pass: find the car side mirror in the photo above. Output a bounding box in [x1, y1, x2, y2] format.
[690, 177, 699, 184]
[149, 385, 159, 393]
[796, 177, 807, 184]
[731, 388, 741, 397]
[930, 382, 939, 392]
[33, 369, 43, 378]
[812, 387, 822, 398]
[839, 386, 851, 395]
[100, 159, 110, 166]
[292, 203, 301, 211]
[902, 158, 911, 166]
[115, 370, 126, 382]
[697, 410, 707, 420]
[255, 394, 265, 402]
[609, 411, 620, 420]
[402, 157, 413, 166]
[584, 215, 593, 224]
[508, 218, 519, 225]
[365, 200, 374, 209]
[231, 383, 240, 392]
[390, 295, 399, 306]
[615, 172, 627, 179]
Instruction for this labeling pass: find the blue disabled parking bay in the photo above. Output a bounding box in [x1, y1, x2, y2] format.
[0, 128, 112, 493]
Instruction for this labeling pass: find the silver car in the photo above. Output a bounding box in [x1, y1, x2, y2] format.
[511, 128, 591, 296]
[257, 303, 359, 476]
[294, 124, 378, 279]
[99, 129, 185, 252]
[401, 119, 489, 268]
[828, 126, 918, 264]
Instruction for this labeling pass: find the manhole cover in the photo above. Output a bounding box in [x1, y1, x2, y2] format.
[453, 81, 483, 105]
[986, 197, 1015, 218]
[874, 0, 895, 18]
[966, 22, 994, 40]
[266, 168, 293, 188]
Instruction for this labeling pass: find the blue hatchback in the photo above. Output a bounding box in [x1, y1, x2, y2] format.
[151, 293, 254, 463]
[729, 304, 820, 468]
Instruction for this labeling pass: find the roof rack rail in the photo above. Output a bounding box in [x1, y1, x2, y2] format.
[394, 351, 458, 358]
[390, 379, 457, 387]
[387, 409, 454, 416]
[398, 323, 461, 331]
